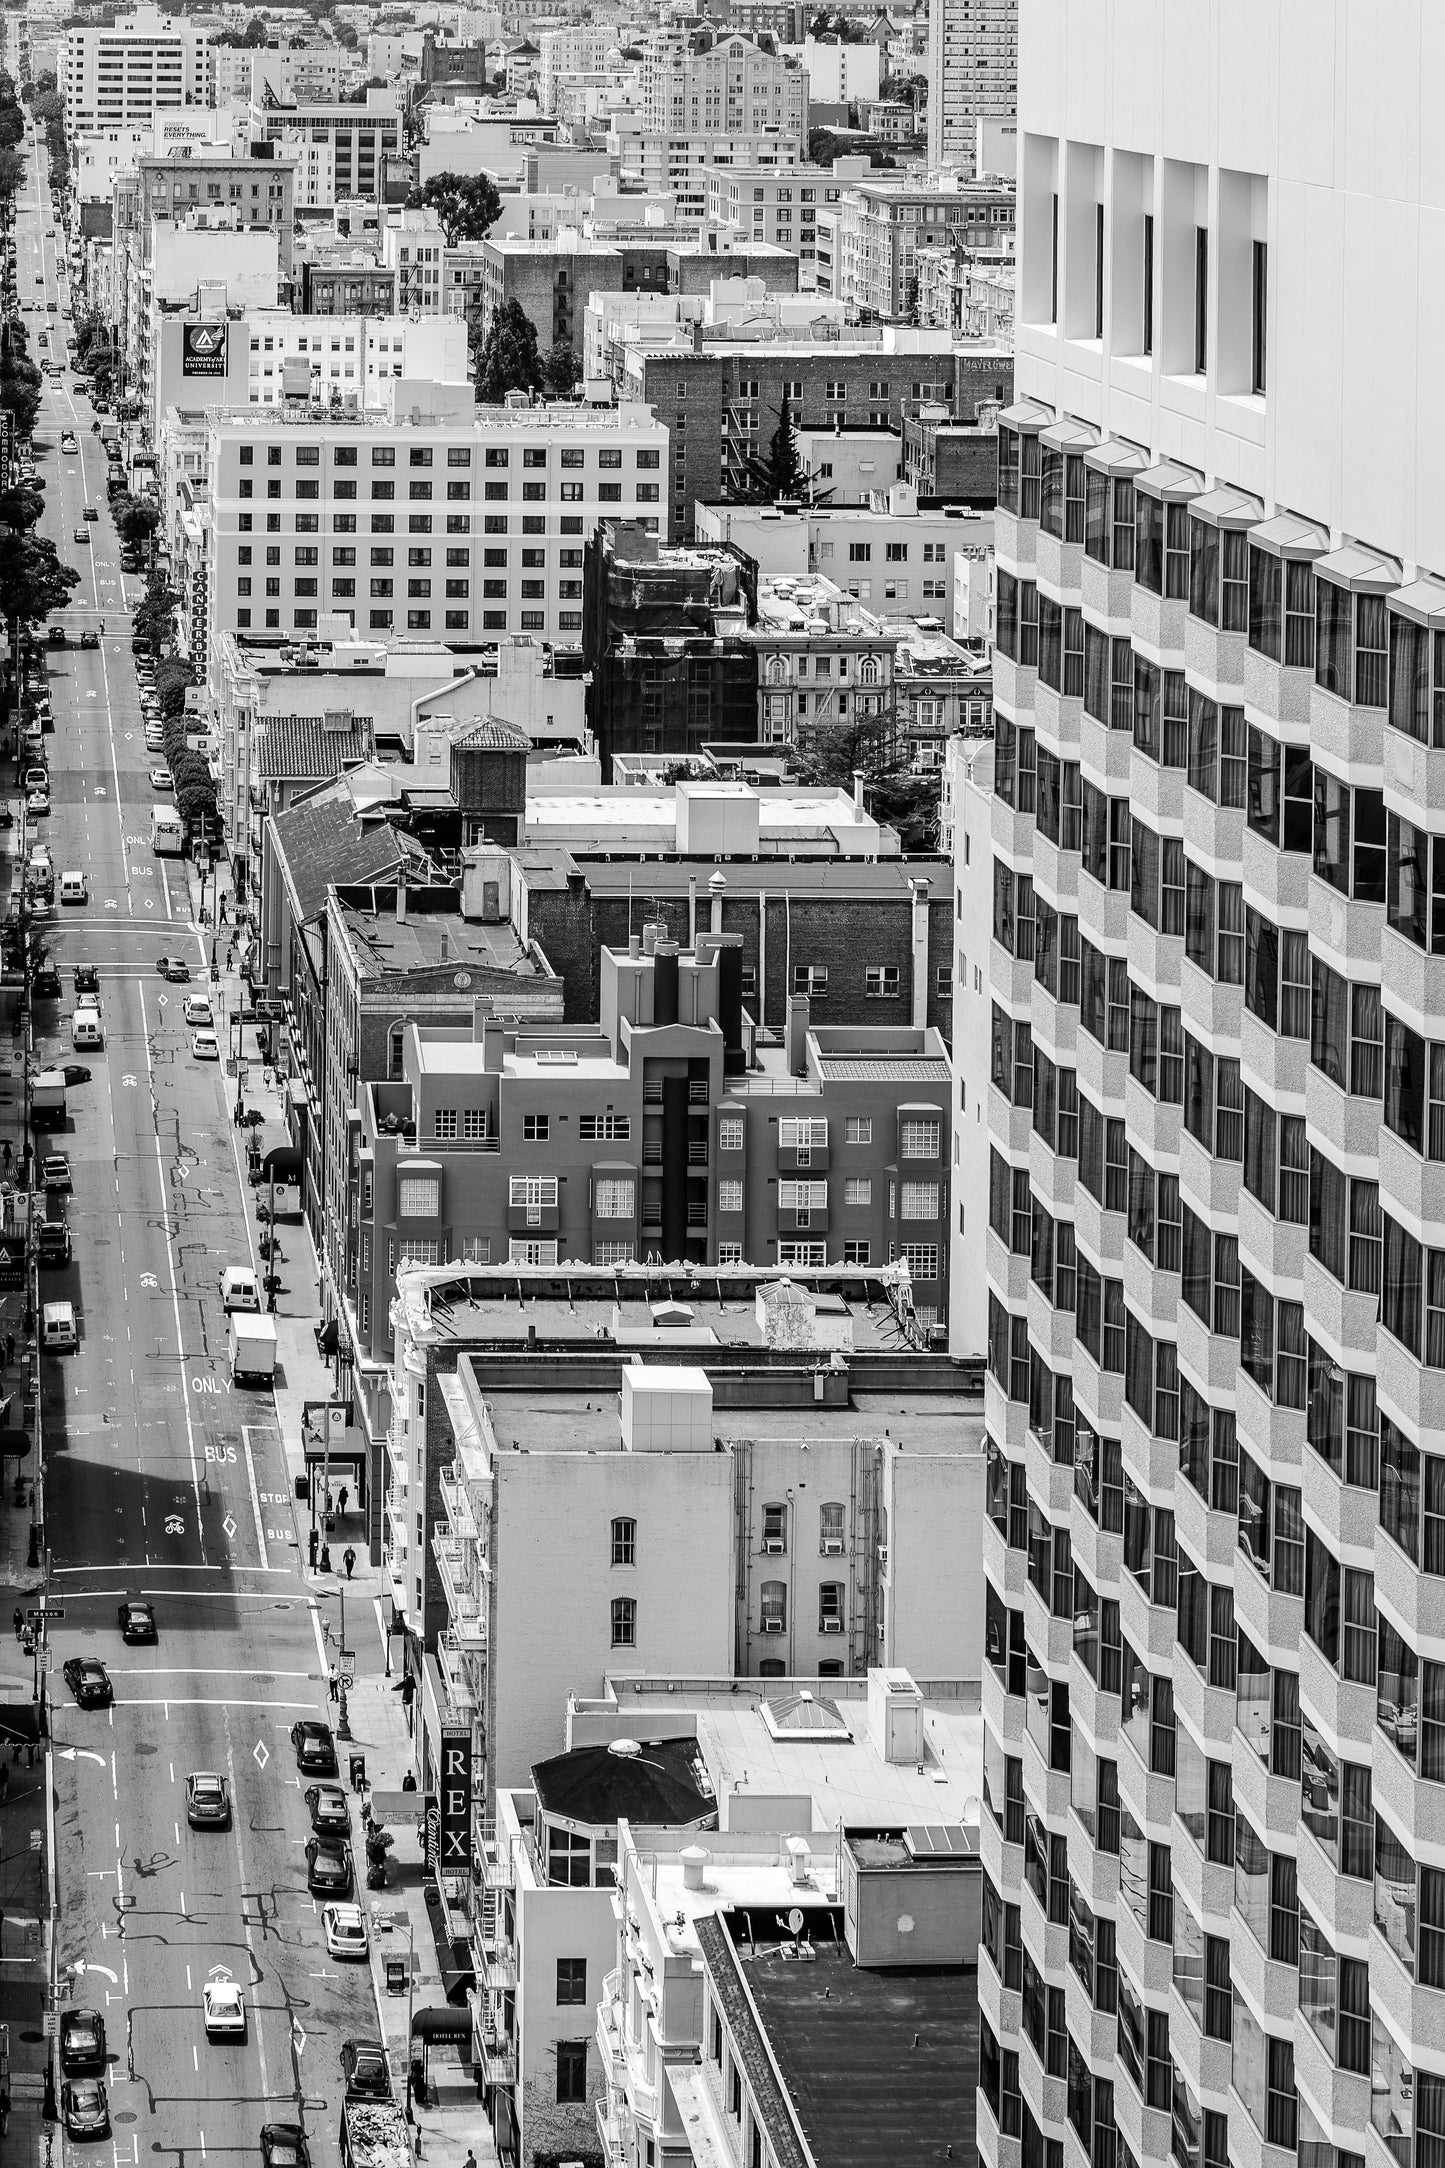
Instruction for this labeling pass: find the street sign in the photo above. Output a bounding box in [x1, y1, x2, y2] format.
[26, 1606, 63, 1620]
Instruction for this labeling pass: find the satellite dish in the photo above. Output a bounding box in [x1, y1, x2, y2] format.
[962, 1794, 981, 1824]
[787, 1908, 804, 1934]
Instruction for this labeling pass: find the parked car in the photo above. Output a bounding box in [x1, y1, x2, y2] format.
[62, 2078, 109, 2138]
[290, 1720, 337, 1776]
[39, 1153, 70, 1189]
[322, 1904, 367, 1960]
[305, 1839, 353, 1898]
[191, 1029, 219, 1061]
[305, 1783, 350, 1837]
[260, 2126, 309, 2168]
[156, 956, 189, 982]
[340, 2040, 390, 2101]
[58, 2010, 106, 2076]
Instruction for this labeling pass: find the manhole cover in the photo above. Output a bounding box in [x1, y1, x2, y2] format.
[19, 2029, 42, 2044]
[114, 2112, 137, 2125]
[135, 1744, 157, 1757]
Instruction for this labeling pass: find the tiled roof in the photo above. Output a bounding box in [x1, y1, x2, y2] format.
[450, 718, 530, 753]
[255, 713, 373, 782]
[271, 776, 428, 926]
[813, 1055, 952, 1083]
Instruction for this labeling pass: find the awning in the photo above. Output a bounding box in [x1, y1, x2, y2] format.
[0, 1428, 31, 1460]
[0, 1702, 41, 1745]
[410, 2005, 474, 2043]
[262, 1145, 305, 1186]
[369, 1788, 427, 1826]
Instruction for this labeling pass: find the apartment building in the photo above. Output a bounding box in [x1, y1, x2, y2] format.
[926, 0, 1016, 176]
[248, 86, 401, 202]
[537, 23, 623, 114]
[61, 5, 215, 135]
[380, 206, 444, 312]
[354, 928, 953, 1340]
[638, 22, 807, 145]
[400, 1257, 981, 1715]
[695, 491, 995, 625]
[704, 162, 821, 269]
[817, 175, 1017, 321]
[749, 567, 900, 745]
[298, 253, 397, 316]
[487, 1675, 980, 2168]
[127, 147, 297, 278]
[148, 308, 468, 428]
[625, 327, 959, 541]
[203, 384, 670, 656]
[973, 21, 1445, 2168]
[627, 129, 805, 225]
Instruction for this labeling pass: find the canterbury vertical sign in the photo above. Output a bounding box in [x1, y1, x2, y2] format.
[181, 322, 228, 378]
[439, 1726, 472, 1866]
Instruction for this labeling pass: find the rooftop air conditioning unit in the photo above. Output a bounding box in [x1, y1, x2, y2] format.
[877, 1545, 888, 1573]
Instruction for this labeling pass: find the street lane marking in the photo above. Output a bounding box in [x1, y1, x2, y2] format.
[241, 1426, 268, 1568]
[106, 1667, 315, 1677]
[110, 1698, 318, 1710]
[139, 982, 206, 1555]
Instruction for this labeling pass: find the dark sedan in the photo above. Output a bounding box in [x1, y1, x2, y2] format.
[340, 2040, 391, 2101]
[304, 1782, 350, 1836]
[58, 2009, 106, 2075]
[304, 1837, 353, 1898]
[260, 2127, 309, 2168]
[62, 1658, 112, 1708]
[117, 1599, 156, 1643]
[290, 1720, 337, 1776]
[73, 965, 99, 993]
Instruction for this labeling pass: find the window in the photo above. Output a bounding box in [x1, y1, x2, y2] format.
[900, 1182, 939, 1220]
[760, 1580, 786, 1632]
[610, 1597, 636, 1648]
[901, 1118, 940, 1159]
[556, 1958, 587, 2005]
[820, 1503, 845, 1553]
[523, 1114, 549, 1142]
[611, 1518, 635, 1567]
[556, 2040, 587, 2104]
[719, 1115, 743, 1151]
[866, 964, 899, 998]
[595, 1179, 633, 1220]
[398, 1177, 438, 1218]
[819, 1583, 844, 1632]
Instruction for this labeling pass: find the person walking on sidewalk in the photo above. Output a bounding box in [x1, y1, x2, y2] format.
[328, 1666, 339, 1704]
[338, 1484, 349, 1519]
[343, 1546, 356, 1581]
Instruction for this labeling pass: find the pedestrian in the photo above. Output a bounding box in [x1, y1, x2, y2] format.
[0, 1762, 10, 1803]
[401, 1768, 417, 1793]
[328, 1666, 339, 1704]
[343, 1545, 356, 1581]
[338, 1484, 349, 1518]
[464, 2150, 476, 2168]
[11, 1610, 20, 1643]
[307, 1525, 318, 1569]
[5, 1333, 14, 1369]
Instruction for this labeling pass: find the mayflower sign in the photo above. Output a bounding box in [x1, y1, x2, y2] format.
[181, 322, 227, 378]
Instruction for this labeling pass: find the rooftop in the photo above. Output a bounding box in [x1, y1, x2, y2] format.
[206, 398, 666, 435]
[253, 711, 374, 781]
[335, 901, 537, 980]
[726, 1914, 977, 2168]
[531, 1735, 718, 1829]
[482, 1386, 984, 1459]
[590, 1676, 984, 1831]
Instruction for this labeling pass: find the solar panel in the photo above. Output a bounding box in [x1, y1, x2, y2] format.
[904, 1823, 970, 1858]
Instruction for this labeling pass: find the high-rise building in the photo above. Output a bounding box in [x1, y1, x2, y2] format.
[639, 21, 807, 145]
[970, 18, 1445, 2168]
[926, 0, 1016, 176]
[61, 5, 215, 135]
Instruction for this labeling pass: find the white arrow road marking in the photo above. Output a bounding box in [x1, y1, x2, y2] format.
[74, 1960, 117, 1983]
[57, 1748, 106, 1767]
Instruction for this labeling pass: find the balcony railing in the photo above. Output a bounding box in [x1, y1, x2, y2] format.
[398, 1131, 500, 1154]
[477, 1835, 513, 1891]
[596, 2099, 626, 2168]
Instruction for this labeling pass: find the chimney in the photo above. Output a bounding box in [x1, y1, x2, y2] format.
[688, 874, 697, 948]
[709, 869, 726, 934]
[910, 877, 930, 1029]
[642, 920, 658, 957]
[629, 931, 641, 959]
[853, 769, 866, 807]
[396, 883, 407, 923]
[786, 992, 809, 1078]
[681, 1845, 709, 1890]
[482, 1017, 505, 1071]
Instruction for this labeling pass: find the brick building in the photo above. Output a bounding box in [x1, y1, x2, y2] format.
[901, 400, 1005, 504]
[299, 257, 398, 314]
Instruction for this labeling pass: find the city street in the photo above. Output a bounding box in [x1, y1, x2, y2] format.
[13, 115, 381, 2168]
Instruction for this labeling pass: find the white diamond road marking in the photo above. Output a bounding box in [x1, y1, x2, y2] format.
[292, 2019, 306, 2055]
[221, 1515, 237, 1540]
[253, 1741, 269, 1770]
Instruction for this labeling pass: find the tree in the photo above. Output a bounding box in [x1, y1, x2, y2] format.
[472, 298, 543, 405]
[793, 718, 936, 851]
[404, 170, 502, 246]
[0, 334, 43, 442]
[0, 530, 80, 635]
[132, 569, 180, 658]
[241, 14, 268, 44]
[542, 337, 581, 399]
[0, 144, 23, 207]
[30, 88, 64, 126]
[113, 492, 159, 549]
[155, 656, 192, 718]
[743, 394, 808, 502]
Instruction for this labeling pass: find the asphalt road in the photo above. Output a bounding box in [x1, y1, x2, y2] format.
[11, 118, 380, 2168]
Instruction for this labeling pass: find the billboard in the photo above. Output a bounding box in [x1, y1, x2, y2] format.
[181, 322, 228, 378]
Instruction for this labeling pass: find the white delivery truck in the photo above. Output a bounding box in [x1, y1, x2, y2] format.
[229, 1312, 278, 1386]
[31, 1070, 67, 1130]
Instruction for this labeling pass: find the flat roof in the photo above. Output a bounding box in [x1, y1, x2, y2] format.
[593, 1678, 982, 1833]
[490, 1386, 984, 1458]
[338, 903, 536, 977]
[514, 853, 949, 896]
[735, 1925, 977, 2167]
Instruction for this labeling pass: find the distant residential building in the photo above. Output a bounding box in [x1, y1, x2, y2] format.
[858, 94, 917, 142]
[380, 206, 445, 313]
[892, 616, 993, 771]
[788, 34, 881, 106]
[817, 175, 1017, 320]
[249, 86, 401, 202]
[626, 129, 804, 225]
[298, 254, 398, 315]
[203, 387, 670, 658]
[61, 5, 215, 134]
[131, 149, 296, 280]
[537, 22, 622, 114]
[926, 0, 1016, 175]
[901, 398, 1005, 505]
[703, 161, 821, 267]
[639, 21, 807, 143]
[748, 568, 899, 745]
[795, 423, 903, 506]
[696, 487, 995, 624]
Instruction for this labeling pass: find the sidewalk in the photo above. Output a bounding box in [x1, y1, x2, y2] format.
[181, 866, 497, 2168]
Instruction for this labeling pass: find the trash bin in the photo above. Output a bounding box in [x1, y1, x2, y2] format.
[385, 1956, 406, 1995]
[349, 1752, 366, 1793]
[294, 1474, 309, 1501]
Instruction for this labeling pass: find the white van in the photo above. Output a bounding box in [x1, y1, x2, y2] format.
[60, 871, 87, 905]
[71, 1011, 103, 1050]
[41, 1301, 77, 1352]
